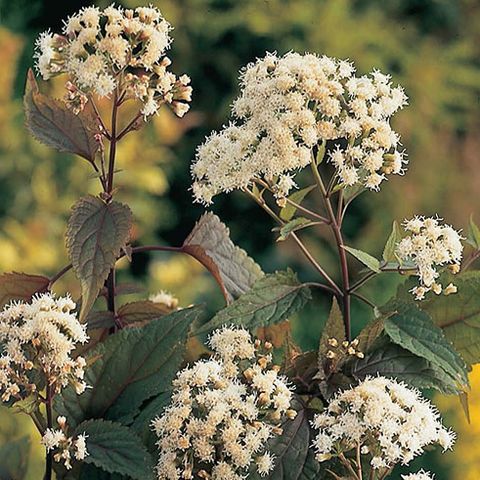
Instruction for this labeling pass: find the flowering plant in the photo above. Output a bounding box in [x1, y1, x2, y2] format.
[2, 3, 479, 480]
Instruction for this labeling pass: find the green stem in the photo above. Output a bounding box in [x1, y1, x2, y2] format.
[246, 189, 342, 296]
[311, 160, 352, 340]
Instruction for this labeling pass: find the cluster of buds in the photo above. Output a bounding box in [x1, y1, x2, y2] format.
[325, 337, 364, 361]
[41, 415, 88, 470]
[34, 5, 192, 119]
[64, 81, 89, 115]
[153, 326, 296, 480]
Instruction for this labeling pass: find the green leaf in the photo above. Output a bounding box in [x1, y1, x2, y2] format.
[467, 214, 480, 249]
[382, 221, 401, 262]
[249, 401, 330, 480]
[75, 420, 154, 480]
[0, 436, 30, 480]
[66, 195, 132, 322]
[131, 391, 171, 453]
[277, 217, 314, 242]
[182, 212, 263, 302]
[24, 69, 100, 162]
[279, 185, 316, 221]
[195, 270, 311, 335]
[421, 271, 480, 365]
[383, 300, 468, 388]
[55, 306, 202, 427]
[342, 246, 381, 273]
[347, 339, 460, 394]
[0, 272, 49, 309]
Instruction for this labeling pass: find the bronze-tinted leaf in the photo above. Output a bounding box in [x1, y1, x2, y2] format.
[66, 195, 132, 322]
[182, 212, 263, 303]
[24, 69, 100, 162]
[0, 272, 50, 309]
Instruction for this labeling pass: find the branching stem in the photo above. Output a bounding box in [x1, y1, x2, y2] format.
[311, 159, 352, 340]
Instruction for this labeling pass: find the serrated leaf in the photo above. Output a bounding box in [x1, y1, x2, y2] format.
[355, 318, 384, 355]
[421, 271, 480, 365]
[195, 270, 311, 335]
[182, 212, 263, 302]
[382, 221, 401, 262]
[347, 340, 460, 394]
[55, 306, 202, 427]
[277, 217, 314, 241]
[383, 300, 468, 388]
[467, 214, 480, 249]
[249, 400, 331, 480]
[75, 420, 154, 480]
[319, 299, 346, 378]
[0, 272, 49, 309]
[24, 69, 100, 161]
[117, 301, 171, 327]
[343, 246, 381, 273]
[0, 436, 30, 480]
[86, 311, 115, 330]
[66, 195, 132, 322]
[279, 185, 316, 221]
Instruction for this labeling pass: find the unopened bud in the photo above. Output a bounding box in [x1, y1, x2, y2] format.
[243, 368, 254, 381]
[286, 409, 298, 419]
[326, 350, 336, 359]
[449, 263, 460, 274]
[432, 283, 442, 295]
[444, 283, 457, 296]
[356, 351, 365, 359]
[264, 341, 273, 350]
[327, 338, 338, 347]
[57, 416, 67, 428]
[258, 393, 270, 405]
[258, 357, 268, 369]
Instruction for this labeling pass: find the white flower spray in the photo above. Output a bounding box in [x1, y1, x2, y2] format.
[395, 216, 463, 300]
[152, 326, 296, 479]
[0, 293, 88, 402]
[192, 52, 407, 204]
[34, 5, 192, 118]
[311, 376, 455, 478]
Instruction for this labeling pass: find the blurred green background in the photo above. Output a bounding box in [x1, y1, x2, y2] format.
[0, 0, 479, 478]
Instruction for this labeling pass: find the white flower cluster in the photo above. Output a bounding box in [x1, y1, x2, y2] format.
[34, 5, 191, 118]
[396, 216, 463, 300]
[152, 326, 296, 480]
[401, 471, 434, 480]
[311, 377, 455, 473]
[42, 415, 88, 470]
[0, 293, 88, 403]
[192, 52, 407, 204]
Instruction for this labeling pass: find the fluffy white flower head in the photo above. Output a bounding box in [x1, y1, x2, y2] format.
[0, 293, 88, 403]
[311, 376, 455, 473]
[34, 4, 191, 118]
[152, 326, 296, 480]
[395, 216, 463, 300]
[192, 52, 408, 204]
